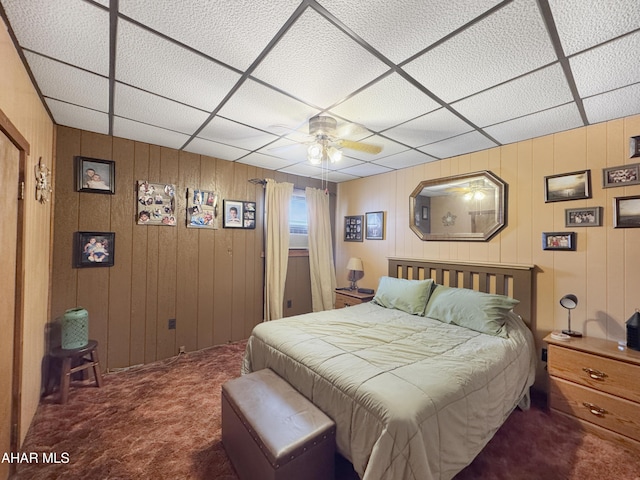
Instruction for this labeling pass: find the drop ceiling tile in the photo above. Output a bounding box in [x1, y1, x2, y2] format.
[183, 137, 250, 161]
[418, 131, 498, 159]
[45, 99, 108, 135]
[329, 73, 440, 131]
[318, 0, 501, 63]
[251, 8, 389, 108]
[116, 20, 241, 111]
[278, 163, 325, 177]
[198, 117, 279, 151]
[113, 117, 190, 149]
[583, 83, 640, 125]
[114, 83, 210, 135]
[372, 150, 438, 170]
[118, 0, 301, 70]
[236, 152, 295, 171]
[337, 163, 393, 178]
[452, 64, 573, 127]
[24, 52, 109, 112]
[570, 32, 640, 98]
[549, 0, 640, 55]
[484, 103, 583, 145]
[2, 0, 109, 75]
[384, 109, 472, 147]
[257, 139, 309, 163]
[311, 170, 359, 183]
[403, 0, 556, 102]
[217, 80, 318, 134]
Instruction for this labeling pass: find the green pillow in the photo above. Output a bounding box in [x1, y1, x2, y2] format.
[372, 276, 434, 316]
[424, 285, 519, 337]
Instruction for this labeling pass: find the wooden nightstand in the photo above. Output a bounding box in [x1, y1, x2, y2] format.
[544, 334, 640, 450]
[334, 289, 375, 309]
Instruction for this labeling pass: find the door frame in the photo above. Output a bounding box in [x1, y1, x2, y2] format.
[0, 107, 29, 462]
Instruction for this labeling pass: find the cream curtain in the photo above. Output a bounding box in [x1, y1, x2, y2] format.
[306, 187, 336, 311]
[265, 179, 293, 321]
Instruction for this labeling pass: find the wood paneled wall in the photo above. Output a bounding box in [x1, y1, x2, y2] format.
[52, 126, 336, 370]
[336, 114, 640, 389]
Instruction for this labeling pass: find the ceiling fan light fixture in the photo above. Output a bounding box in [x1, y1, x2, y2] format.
[327, 146, 342, 163]
[308, 143, 323, 164]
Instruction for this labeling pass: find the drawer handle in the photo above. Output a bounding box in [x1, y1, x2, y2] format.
[582, 367, 607, 380]
[582, 402, 606, 417]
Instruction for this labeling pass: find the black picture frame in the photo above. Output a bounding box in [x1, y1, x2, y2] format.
[76, 156, 115, 194]
[544, 170, 591, 203]
[602, 163, 640, 188]
[614, 195, 640, 228]
[75, 231, 115, 267]
[542, 231, 576, 251]
[223, 200, 256, 229]
[565, 207, 602, 227]
[630, 136, 640, 158]
[365, 211, 384, 240]
[344, 215, 363, 242]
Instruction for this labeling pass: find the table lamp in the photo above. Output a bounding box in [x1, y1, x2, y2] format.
[560, 294, 581, 337]
[346, 257, 363, 290]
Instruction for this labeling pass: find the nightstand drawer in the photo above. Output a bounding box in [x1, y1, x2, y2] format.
[550, 377, 640, 442]
[548, 345, 640, 403]
[334, 289, 374, 309]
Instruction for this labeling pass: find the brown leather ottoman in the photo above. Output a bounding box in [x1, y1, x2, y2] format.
[221, 368, 336, 480]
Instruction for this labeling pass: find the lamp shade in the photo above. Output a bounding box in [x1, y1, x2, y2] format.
[559, 294, 577, 309]
[346, 257, 363, 272]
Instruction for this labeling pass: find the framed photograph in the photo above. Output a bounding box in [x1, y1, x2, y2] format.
[187, 188, 218, 229]
[223, 200, 244, 228]
[565, 207, 602, 227]
[344, 215, 363, 242]
[75, 156, 115, 194]
[75, 231, 115, 267]
[602, 163, 640, 188]
[137, 181, 176, 226]
[614, 195, 640, 228]
[242, 201, 256, 229]
[365, 211, 384, 240]
[542, 232, 576, 251]
[630, 136, 640, 158]
[544, 170, 591, 203]
[421, 206, 429, 220]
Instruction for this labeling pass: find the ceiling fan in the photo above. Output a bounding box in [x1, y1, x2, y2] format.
[272, 115, 383, 165]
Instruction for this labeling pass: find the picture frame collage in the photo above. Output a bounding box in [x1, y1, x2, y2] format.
[344, 212, 385, 242]
[542, 137, 640, 250]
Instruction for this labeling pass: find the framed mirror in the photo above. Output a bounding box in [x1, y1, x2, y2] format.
[410, 170, 507, 241]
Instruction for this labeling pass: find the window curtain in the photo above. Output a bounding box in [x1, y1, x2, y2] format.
[306, 187, 336, 311]
[265, 179, 293, 321]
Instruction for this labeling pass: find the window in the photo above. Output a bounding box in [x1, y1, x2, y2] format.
[289, 189, 308, 249]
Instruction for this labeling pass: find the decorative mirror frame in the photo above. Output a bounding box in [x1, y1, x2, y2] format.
[409, 170, 507, 242]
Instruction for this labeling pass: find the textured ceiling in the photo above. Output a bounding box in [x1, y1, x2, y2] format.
[2, 0, 640, 182]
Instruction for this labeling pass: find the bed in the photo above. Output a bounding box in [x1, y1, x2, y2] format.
[242, 258, 536, 480]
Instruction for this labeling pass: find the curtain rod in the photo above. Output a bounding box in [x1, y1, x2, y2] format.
[248, 178, 336, 195]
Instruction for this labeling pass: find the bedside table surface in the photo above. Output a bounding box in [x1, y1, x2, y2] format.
[335, 288, 375, 300]
[544, 334, 640, 366]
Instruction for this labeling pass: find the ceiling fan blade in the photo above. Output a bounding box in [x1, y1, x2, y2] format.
[337, 139, 383, 155]
[268, 142, 307, 153]
[334, 121, 369, 138]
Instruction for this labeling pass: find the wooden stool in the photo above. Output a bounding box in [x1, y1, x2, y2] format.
[50, 340, 103, 404]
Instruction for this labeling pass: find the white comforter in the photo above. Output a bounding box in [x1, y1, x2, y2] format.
[242, 302, 536, 480]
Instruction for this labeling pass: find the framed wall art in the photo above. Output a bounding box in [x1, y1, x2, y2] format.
[344, 215, 363, 242]
[542, 231, 576, 251]
[137, 181, 176, 226]
[544, 170, 591, 203]
[602, 163, 640, 188]
[187, 188, 218, 229]
[223, 200, 256, 229]
[630, 136, 640, 158]
[614, 195, 640, 228]
[76, 156, 115, 194]
[565, 207, 602, 227]
[75, 231, 115, 268]
[365, 211, 384, 240]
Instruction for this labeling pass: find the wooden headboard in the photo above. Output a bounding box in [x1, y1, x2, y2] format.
[388, 258, 535, 326]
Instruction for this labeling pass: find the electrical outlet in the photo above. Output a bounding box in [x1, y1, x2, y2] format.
[287, 300, 292, 308]
[168, 318, 176, 330]
[179, 346, 186, 354]
[541, 347, 547, 362]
